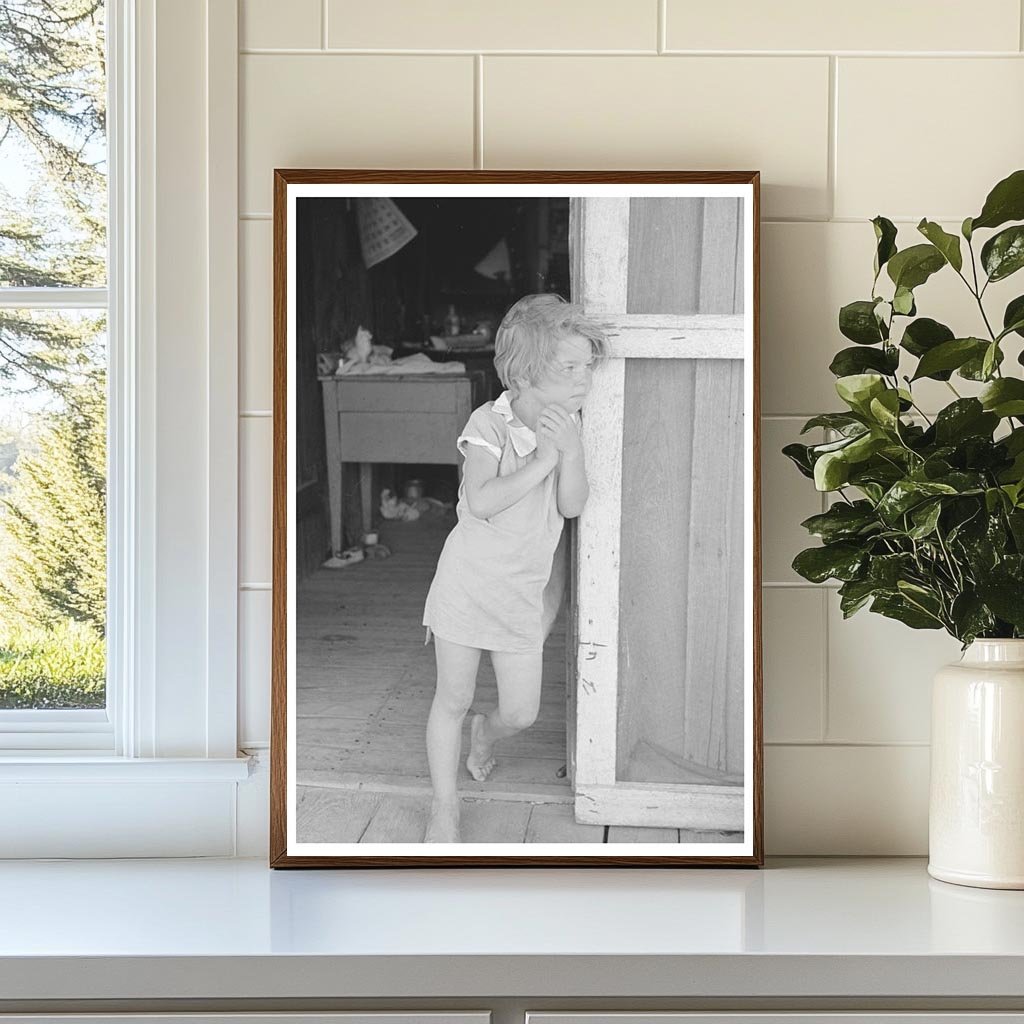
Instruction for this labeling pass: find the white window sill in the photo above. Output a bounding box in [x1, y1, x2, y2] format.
[0, 857, 1022, 1003]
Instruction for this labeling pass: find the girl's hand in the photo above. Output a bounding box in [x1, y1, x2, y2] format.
[535, 425, 560, 465]
[537, 405, 582, 456]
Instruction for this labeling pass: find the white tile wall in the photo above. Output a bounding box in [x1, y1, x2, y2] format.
[236, 3, 1024, 853]
[665, 0, 1021, 53]
[241, 0, 321, 50]
[483, 56, 830, 220]
[240, 219, 272, 412]
[835, 58, 1024, 220]
[326, 0, 658, 51]
[240, 416, 272, 587]
[240, 54, 475, 213]
[763, 588, 826, 743]
[239, 590, 272, 747]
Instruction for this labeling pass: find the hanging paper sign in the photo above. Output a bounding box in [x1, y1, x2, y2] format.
[354, 197, 418, 268]
[474, 236, 511, 280]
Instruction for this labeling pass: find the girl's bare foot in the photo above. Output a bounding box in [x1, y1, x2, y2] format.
[466, 713, 497, 782]
[424, 799, 460, 842]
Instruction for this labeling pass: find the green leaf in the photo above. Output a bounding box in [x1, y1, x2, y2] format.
[959, 344, 1004, 381]
[877, 479, 958, 524]
[782, 442, 815, 479]
[950, 592, 996, 644]
[800, 500, 879, 543]
[835, 373, 887, 413]
[962, 216, 974, 241]
[843, 431, 888, 464]
[872, 216, 898, 278]
[976, 577, 1024, 629]
[971, 169, 1024, 233]
[979, 377, 1024, 418]
[838, 578, 886, 617]
[900, 319, 955, 381]
[800, 412, 867, 435]
[871, 594, 943, 629]
[933, 398, 999, 444]
[839, 300, 887, 345]
[868, 552, 915, 587]
[1003, 295, 1024, 339]
[792, 542, 866, 584]
[908, 500, 943, 539]
[911, 338, 987, 381]
[981, 225, 1024, 282]
[868, 389, 902, 430]
[886, 243, 946, 291]
[982, 341, 1000, 381]
[829, 345, 899, 378]
[917, 219, 963, 272]
[892, 286, 916, 316]
[814, 450, 851, 491]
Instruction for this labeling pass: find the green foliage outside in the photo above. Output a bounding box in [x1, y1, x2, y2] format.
[785, 169, 1024, 648]
[0, 619, 104, 708]
[0, 1, 107, 708]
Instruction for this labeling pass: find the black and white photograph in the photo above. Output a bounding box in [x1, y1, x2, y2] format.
[272, 171, 762, 866]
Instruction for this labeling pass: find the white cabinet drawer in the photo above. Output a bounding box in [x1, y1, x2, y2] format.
[529, 1016, 1024, 1024]
[0, 1016, 489, 1024]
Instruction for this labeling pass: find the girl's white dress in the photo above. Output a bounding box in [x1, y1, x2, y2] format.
[422, 391, 570, 653]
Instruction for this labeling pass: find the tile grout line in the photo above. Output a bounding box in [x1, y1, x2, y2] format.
[237, 47, 1024, 57]
[821, 586, 831, 743]
[657, 0, 666, 53]
[321, 0, 328, 50]
[820, 430, 832, 741]
[474, 54, 484, 169]
[766, 740, 931, 748]
[1021, 0, 1024, 51]
[827, 55, 838, 221]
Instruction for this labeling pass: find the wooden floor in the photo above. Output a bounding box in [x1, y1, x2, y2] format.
[295, 511, 740, 845]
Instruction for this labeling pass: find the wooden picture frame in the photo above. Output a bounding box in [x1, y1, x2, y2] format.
[271, 170, 763, 867]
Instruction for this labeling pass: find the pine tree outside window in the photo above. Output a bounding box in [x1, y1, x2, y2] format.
[0, 1, 110, 741]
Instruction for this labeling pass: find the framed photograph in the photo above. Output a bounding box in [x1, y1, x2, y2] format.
[270, 170, 762, 867]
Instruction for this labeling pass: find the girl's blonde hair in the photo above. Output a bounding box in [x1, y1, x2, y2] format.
[493, 293, 608, 391]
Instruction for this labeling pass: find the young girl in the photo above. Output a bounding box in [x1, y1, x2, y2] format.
[421, 293, 607, 843]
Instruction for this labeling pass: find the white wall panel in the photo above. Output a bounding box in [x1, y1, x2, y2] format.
[666, 0, 1021, 52]
[328, 0, 655, 51]
[483, 56, 830, 220]
[240, 55, 474, 214]
[836, 58, 1024, 220]
[240, 219, 273, 412]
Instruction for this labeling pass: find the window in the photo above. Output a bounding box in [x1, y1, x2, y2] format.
[0, 0, 246, 857]
[0, 0, 111, 747]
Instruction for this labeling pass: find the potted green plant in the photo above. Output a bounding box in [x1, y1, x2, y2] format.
[784, 169, 1024, 889]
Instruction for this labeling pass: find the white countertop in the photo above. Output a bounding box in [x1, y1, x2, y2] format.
[1, 856, 1023, 1001]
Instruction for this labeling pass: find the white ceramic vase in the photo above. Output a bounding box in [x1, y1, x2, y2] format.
[928, 638, 1024, 889]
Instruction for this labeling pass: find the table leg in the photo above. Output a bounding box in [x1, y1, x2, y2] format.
[321, 384, 343, 557]
[360, 462, 373, 539]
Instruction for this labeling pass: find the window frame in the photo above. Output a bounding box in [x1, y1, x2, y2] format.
[0, 0, 246, 799]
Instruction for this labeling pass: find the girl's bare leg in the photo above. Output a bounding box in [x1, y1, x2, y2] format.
[424, 634, 482, 842]
[466, 649, 543, 782]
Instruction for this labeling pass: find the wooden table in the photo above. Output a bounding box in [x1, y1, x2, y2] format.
[319, 372, 475, 556]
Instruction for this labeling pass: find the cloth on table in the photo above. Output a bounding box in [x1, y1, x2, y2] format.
[335, 352, 466, 376]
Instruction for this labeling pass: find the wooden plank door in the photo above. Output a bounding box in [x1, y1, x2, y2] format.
[568, 194, 754, 832]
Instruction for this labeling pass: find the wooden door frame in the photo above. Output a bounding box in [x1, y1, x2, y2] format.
[568, 192, 761, 843]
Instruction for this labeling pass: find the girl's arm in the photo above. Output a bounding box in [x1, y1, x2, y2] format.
[462, 444, 558, 519]
[555, 447, 589, 518]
